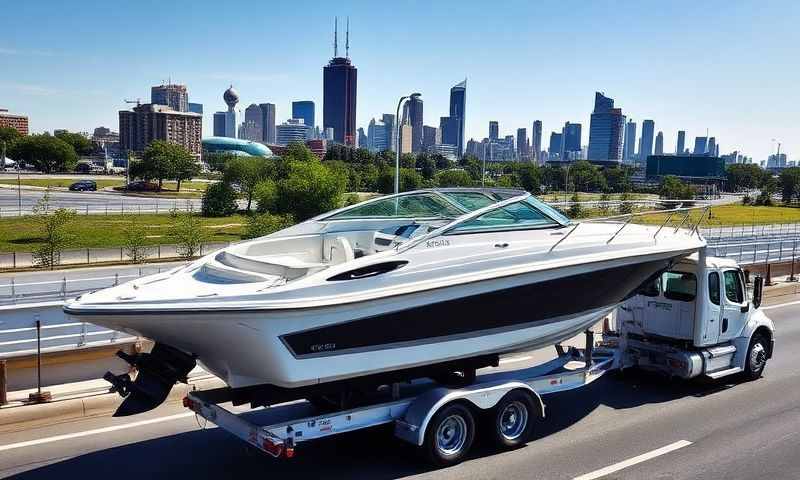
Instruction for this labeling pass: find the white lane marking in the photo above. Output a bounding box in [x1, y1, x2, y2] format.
[762, 299, 800, 311]
[499, 355, 532, 365]
[0, 412, 195, 453]
[573, 440, 692, 480]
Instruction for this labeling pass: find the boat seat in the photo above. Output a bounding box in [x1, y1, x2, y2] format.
[327, 236, 355, 265]
[217, 250, 328, 280]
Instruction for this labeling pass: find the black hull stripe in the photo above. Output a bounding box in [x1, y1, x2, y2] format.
[282, 260, 668, 357]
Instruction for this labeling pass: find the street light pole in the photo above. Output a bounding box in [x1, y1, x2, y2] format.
[394, 93, 421, 194]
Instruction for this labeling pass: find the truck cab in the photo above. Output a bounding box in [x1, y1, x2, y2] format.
[616, 254, 774, 380]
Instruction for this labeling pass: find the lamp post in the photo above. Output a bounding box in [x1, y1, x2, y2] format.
[394, 93, 421, 194]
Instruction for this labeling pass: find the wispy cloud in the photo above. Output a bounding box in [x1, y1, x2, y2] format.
[201, 72, 290, 82]
[0, 47, 58, 57]
[0, 83, 59, 96]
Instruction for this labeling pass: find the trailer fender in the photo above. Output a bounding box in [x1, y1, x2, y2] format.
[394, 381, 544, 446]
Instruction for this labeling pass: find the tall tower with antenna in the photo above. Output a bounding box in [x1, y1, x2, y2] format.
[323, 16, 358, 146]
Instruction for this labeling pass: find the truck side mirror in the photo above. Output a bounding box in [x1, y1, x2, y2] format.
[752, 276, 763, 309]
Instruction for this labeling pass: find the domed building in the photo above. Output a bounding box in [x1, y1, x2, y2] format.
[212, 85, 240, 138]
[223, 85, 239, 109]
[202, 137, 273, 158]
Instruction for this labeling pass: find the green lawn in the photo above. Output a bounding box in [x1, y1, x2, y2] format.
[628, 204, 800, 227]
[543, 192, 658, 202]
[0, 178, 125, 189]
[0, 214, 247, 253]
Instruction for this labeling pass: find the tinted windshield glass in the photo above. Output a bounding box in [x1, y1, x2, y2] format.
[327, 193, 465, 219]
[446, 200, 559, 234]
[526, 196, 571, 225]
[441, 192, 496, 211]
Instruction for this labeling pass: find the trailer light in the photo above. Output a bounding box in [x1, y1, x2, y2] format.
[284, 447, 295, 458]
[262, 437, 284, 457]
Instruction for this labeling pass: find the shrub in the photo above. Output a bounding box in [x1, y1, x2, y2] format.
[254, 179, 278, 213]
[202, 182, 239, 217]
[243, 213, 295, 240]
[436, 169, 473, 188]
[122, 217, 150, 263]
[275, 160, 347, 220]
[169, 207, 207, 258]
[567, 192, 583, 218]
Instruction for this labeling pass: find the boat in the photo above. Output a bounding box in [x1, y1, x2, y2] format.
[64, 188, 706, 415]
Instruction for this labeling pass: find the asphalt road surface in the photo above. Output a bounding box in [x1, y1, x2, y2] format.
[0, 299, 797, 479]
[0, 187, 200, 216]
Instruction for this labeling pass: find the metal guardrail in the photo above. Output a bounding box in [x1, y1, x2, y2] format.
[708, 239, 800, 266]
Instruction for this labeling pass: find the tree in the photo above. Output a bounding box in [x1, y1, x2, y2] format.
[253, 179, 278, 213]
[223, 156, 271, 212]
[416, 154, 436, 180]
[515, 164, 541, 193]
[569, 161, 606, 192]
[122, 217, 150, 263]
[204, 151, 236, 173]
[603, 166, 632, 193]
[135, 140, 192, 189]
[568, 192, 583, 218]
[171, 151, 200, 192]
[275, 160, 347, 220]
[727, 164, 765, 192]
[8, 134, 78, 173]
[779, 167, 800, 204]
[243, 213, 294, 240]
[659, 175, 694, 200]
[436, 169, 473, 187]
[169, 207, 207, 258]
[0, 127, 21, 147]
[202, 181, 239, 217]
[618, 192, 633, 214]
[31, 190, 76, 269]
[54, 131, 94, 156]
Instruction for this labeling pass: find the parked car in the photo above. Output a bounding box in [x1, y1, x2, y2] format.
[68, 180, 97, 191]
[125, 181, 159, 192]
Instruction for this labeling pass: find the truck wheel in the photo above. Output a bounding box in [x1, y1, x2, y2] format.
[491, 390, 535, 449]
[743, 334, 768, 380]
[423, 403, 475, 467]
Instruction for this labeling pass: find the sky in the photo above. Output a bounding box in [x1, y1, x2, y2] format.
[2, 0, 798, 162]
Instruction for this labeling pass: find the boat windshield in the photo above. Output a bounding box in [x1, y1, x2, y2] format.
[325, 192, 467, 220]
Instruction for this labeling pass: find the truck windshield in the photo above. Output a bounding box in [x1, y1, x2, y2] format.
[662, 271, 697, 302]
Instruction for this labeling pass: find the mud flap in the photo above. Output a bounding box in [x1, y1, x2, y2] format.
[105, 343, 196, 416]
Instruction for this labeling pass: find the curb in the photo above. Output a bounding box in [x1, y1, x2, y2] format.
[0, 375, 224, 433]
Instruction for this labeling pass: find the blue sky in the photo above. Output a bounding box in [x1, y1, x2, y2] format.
[2, 0, 797, 161]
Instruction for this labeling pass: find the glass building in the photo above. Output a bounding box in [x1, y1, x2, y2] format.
[202, 137, 274, 157]
[448, 79, 466, 158]
[292, 101, 315, 130]
[323, 57, 357, 145]
[587, 92, 624, 162]
[639, 120, 655, 160]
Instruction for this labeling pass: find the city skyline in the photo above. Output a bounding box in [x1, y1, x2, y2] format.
[2, 1, 797, 162]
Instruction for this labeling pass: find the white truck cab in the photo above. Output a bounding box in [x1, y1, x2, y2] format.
[616, 253, 774, 380]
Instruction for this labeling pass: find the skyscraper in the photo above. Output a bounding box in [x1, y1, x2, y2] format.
[222, 86, 239, 138]
[382, 113, 395, 152]
[654, 131, 664, 155]
[292, 101, 315, 130]
[531, 120, 542, 164]
[323, 18, 357, 145]
[561, 122, 582, 159]
[623, 119, 637, 162]
[422, 125, 439, 151]
[259, 103, 276, 144]
[276, 118, 311, 145]
[448, 79, 466, 158]
[405, 95, 424, 152]
[587, 92, 624, 162]
[693, 136, 708, 155]
[489, 121, 499, 141]
[151, 83, 188, 112]
[213, 112, 226, 137]
[357, 127, 368, 148]
[244, 104, 264, 142]
[549, 132, 563, 160]
[707, 137, 716, 157]
[367, 118, 388, 152]
[516, 128, 528, 161]
[639, 119, 655, 161]
[676, 130, 686, 155]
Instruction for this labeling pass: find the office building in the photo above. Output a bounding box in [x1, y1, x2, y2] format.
[707, 137, 716, 157]
[323, 19, 357, 145]
[367, 118, 388, 152]
[531, 120, 542, 164]
[562, 122, 582, 160]
[549, 132, 563, 161]
[693, 136, 708, 155]
[587, 92, 624, 162]
[292, 101, 315, 130]
[639, 119, 655, 160]
[489, 121, 499, 141]
[151, 83, 188, 112]
[220, 86, 239, 138]
[119, 103, 202, 158]
[676, 130, 686, 155]
[258, 103, 276, 144]
[440, 116, 457, 149]
[276, 118, 311, 146]
[448, 79, 466, 157]
[381, 113, 395, 152]
[399, 124, 413, 155]
[431, 143, 458, 161]
[422, 125, 439, 151]
[646, 154, 725, 182]
[0, 109, 29, 135]
[403, 95, 423, 152]
[623, 119, 636, 162]
[516, 128, 528, 161]
[188, 103, 203, 115]
[213, 112, 226, 137]
[243, 104, 264, 142]
[357, 127, 367, 148]
[654, 131, 664, 155]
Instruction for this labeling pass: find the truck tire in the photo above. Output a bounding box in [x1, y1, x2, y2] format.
[743, 334, 768, 380]
[422, 403, 475, 467]
[491, 390, 536, 449]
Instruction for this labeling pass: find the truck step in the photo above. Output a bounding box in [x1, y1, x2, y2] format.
[705, 366, 743, 379]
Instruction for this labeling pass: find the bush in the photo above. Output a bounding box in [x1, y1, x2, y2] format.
[436, 169, 473, 188]
[202, 182, 239, 217]
[275, 160, 347, 220]
[169, 207, 207, 258]
[243, 213, 294, 240]
[567, 192, 583, 218]
[343, 193, 360, 207]
[254, 179, 279, 213]
[122, 217, 150, 263]
[742, 194, 752, 205]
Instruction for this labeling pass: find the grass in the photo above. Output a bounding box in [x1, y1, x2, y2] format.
[544, 191, 658, 202]
[624, 204, 800, 227]
[0, 213, 247, 253]
[0, 178, 212, 198]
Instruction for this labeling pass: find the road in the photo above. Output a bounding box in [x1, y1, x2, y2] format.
[0, 262, 185, 305]
[0, 300, 798, 479]
[0, 187, 200, 216]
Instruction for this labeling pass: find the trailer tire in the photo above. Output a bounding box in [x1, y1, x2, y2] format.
[743, 333, 768, 380]
[423, 402, 475, 467]
[491, 390, 535, 449]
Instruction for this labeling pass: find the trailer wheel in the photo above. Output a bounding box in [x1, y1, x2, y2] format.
[423, 403, 475, 467]
[743, 334, 768, 380]
[491, 390, 535, 449]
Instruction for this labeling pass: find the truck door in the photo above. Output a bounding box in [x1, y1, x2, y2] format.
[719, 269, 748, 342]
[704, 271, 722, 344]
